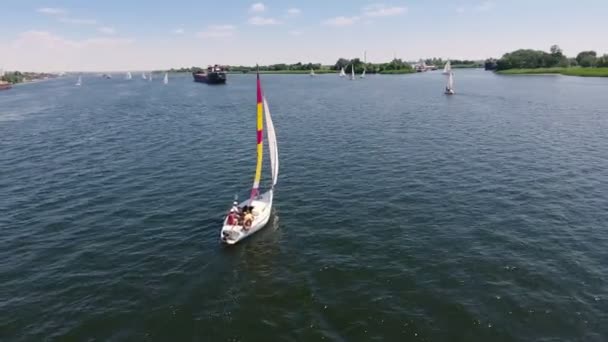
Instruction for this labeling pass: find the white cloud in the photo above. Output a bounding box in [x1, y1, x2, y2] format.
[59, 17, 97, 25]
[456, 7, 465, 14]
[248, 16, 280, 26]
[98, 27, 116, 35]
[5, 30, 135, 71]
[37, 7, 66, 15]
[362, 4, 407, 17]
[173, 28, 185, 34]
[322, 16, 360, 27]
[475, 1, 494, 12]
[250, 2, 266, 13]
[286, 8, 301, 16]
[197, 25, 236, 38]
[288, 30, 302, 36]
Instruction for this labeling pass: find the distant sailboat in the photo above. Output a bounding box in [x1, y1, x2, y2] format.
[310, 68, 316, 77]
[75, 75, 82, 86]
[445, 71, 455, 95]
[360, 51, 367, 79]
[142, 73, 147, 80]
[163, 72, 168, 85]
[125, 71, 132, 80]
[339, 67, 346, 77]
[350, 64, 355, 80]
[443, 60, 452, 75]
[148, 73, 152, 81]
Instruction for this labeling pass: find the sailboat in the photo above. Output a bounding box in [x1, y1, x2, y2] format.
[443, 60, 451, 75]
[445, 71, 455, 95]
[141, 73, 147, 80]
[360, 51, 367, 79]
[75, 75, 82, 86]
[163, 73, 168, 85]
[339, 67, 346, 77]
[220, 71, 279, 245]
[148, 73, 152, 81]
[350, 64, 355, 80]
[310, 68, 316, 77]
[125, 71, 132, 80]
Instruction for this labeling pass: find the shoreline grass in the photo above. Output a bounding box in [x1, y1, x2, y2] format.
[497, 67, 608, 77]
[378, 69, 416, 74]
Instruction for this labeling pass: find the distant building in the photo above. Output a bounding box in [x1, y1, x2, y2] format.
[413, 60, 437, 72]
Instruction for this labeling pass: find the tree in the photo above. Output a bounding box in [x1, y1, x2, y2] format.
[596, 54, 608, 68]
[334, 58, 349, 70]
[550, 45, 563, 57]
[576, 51, 597, 67]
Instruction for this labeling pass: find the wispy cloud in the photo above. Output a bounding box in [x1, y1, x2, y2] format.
[173, 28, 185, 34]
[197, 25, 236, 38]
[250, 2, 266, 13]
[38, 7, 97, 25]
[474, 1, 495, 12]
[323, 16, 360, 27]
[98, 27, 116, 35]
[248, 16, 280, 26]
[288, 30, 303, 36]
[286, 8, 301, 16]
[456, 7, 465, 14]
[59, 17, 97, 25]
[362, 4, 407, 17]
[36, 7, 66, 15]
[12, 30, 133, 49]
[7, 30, 135, 71]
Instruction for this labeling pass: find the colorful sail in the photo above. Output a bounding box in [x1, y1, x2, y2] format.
[250, 72, 264, 199]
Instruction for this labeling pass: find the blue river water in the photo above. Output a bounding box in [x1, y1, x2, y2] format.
[1, 70, 607, 341]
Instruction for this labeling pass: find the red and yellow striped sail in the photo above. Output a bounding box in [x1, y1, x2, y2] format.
[250, 72, 264, 199]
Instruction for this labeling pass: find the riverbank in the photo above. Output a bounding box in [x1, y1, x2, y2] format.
[497, 67, 608, 77]
[225, 69, 415, 75]
[378, 69, 416, 74]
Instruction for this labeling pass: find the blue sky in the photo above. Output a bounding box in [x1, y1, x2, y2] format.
[2, 0, 607, 71]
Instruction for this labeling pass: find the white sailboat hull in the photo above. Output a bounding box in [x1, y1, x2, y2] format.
[221, 191, 273, 244]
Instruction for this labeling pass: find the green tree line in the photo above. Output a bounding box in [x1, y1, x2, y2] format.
[496, 45, 608, 70]
[169, 58, 416, 74]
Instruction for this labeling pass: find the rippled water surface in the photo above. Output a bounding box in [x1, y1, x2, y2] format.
[1, 71, 607, 341]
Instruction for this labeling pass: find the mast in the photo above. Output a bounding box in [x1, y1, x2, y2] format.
[250, 69, 264, 199]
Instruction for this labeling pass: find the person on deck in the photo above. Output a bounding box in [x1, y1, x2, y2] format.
[227, 209, 238, 226]
[243, 210, 253, 230]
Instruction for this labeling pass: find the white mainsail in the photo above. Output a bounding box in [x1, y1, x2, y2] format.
[163, 73, 168, 84]
[443, 60, 452, 74]
[263, 97, 278, 187]
[445, 71, 455, 94]
[339, 67, 346, 77]
[75, 75, 82, 86]
[142, 73, 147, 80]
[361, 51, 367, 78]
[126, 71, 132, 80]
[350, 64, 355, 80]
[310, 68, 315, 77]
[148, 73, 152, 81]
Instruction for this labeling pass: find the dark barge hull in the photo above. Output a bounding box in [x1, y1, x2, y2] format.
[193, 72, 226, 84]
